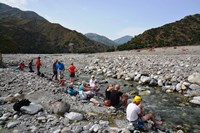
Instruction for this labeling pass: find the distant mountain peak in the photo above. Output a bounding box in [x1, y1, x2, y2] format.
[114, 35, 133, 45]
[85, 33, 118, 46]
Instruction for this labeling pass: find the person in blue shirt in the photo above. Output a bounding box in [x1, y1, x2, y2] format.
[56, 61, 65, 79]
[52, 59, 58, 80]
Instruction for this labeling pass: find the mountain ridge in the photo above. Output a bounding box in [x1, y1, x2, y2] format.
[118, 14, 200, 50]
[85, 33, 117, 46]
[85, 33, 132, 46]
[0, 3, 109, 53]
[114, 35, 133, 45]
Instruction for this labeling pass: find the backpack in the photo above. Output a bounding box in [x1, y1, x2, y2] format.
[13, 99, 31, 111]
[67, 88, 77, 96]
[103, 100, 111, 106]
[134, 117, 145, 130]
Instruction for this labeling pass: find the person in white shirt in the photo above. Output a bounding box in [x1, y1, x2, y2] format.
[126, 96, 162, 126]
[89, 75, 100, 93]
[89, 75, 97, 88]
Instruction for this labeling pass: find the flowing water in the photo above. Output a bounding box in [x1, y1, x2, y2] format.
[78, 74, 200, 133]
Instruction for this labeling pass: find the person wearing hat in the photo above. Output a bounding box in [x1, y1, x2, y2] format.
[89, 75, 99, 92]
[126, 96, 162, 128]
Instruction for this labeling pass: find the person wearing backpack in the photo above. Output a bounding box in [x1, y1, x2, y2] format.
[126, 96, 162, 130]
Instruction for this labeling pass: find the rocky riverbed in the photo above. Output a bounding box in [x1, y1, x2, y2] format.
[1, 46, 200, 133]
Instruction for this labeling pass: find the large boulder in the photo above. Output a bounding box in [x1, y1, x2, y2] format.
[51, 101, 70, 115]
[188, 73, 200, 85]
[20, 103, 43, 115]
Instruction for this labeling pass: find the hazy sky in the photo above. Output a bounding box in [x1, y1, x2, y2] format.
[0, 0, 200, 40]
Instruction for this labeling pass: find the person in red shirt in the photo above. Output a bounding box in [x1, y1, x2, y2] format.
[36, 57, 41, 75]
[18, 61, 25, 70]
[68, 63, 76, 84]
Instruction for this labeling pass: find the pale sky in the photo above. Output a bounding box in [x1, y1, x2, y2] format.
[0, 0, 200, 40]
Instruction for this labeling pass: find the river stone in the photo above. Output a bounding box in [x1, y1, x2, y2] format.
[120, 128, 131, 133]
[73, 126, 83, 133]
[82, 131, 92, 133]
[20, 103, 43, 114]
[176, 83, 182, 91]
[134, 74, 141, 81]
[125, 77, 131, 81]
[99, 120, 109, 126]
[181, 84, 187, 90]
[149, 79, 158, 86]
[139, 90, 151, 95]
[140, 76, 151, 84]
[127, 73, 135, 79]
[189, 96, 200, 105]
[127, 123, 135, 131]
[188, 90, 200, 97]
[0, 112, 11, 121]
[177, 130, 184, 133]
[188, 73, 200, 85]
[183, 82, 190, 87]
[64, 112, 83, 121]
[51, 101, 70, 115]
[90, 98, 99, 104]
[7, 121, 20, 128]
[189, 84, 200, 90]
[29, 125, 38, 132]
[89, 124, 102, 132]
[158, 79, 163, 87]
[61, 127, 72, 133]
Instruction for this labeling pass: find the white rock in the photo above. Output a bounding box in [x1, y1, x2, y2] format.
[29, 125, 38, 132]
[189, 84, 200, 90]
[20, 103, 43, 114]
[64, 112, 83, 121]
[13, 115, 18, 120]
[0, 113, 11, 121]
[166, 89, 173, 93]
[188, 73, 200, 85]
[190, 96, 200, 105]
[7, 121, 20, 128]
[176, 83, 182, 91]
[125, 77, 131, 81]
[134, 74, 141, 81]
[53, 129, 61, 133]
[127, 73, 135, 79]
[99, 120, 109, 126]
[140, 76, 151, 84]
[177, 130, 184, 133]
[183, 81, 190, 86]
[158, 79, 163, 87]
[89, 124, 102, 132]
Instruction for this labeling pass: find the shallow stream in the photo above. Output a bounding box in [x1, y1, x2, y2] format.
[78, 74, 200, 133]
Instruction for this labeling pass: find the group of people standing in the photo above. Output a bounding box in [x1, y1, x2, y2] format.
[17, 57, 41, 75]
[52, 60, 76, 85]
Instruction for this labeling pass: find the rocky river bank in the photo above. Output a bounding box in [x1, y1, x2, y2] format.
[1, 46, 200, 133]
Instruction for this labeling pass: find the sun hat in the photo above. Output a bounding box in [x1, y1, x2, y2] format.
[91, 75, 95, 78]
[133, 96, 142, 102]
